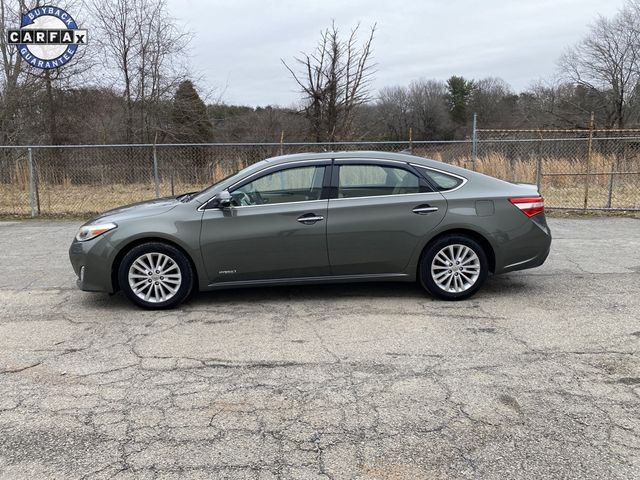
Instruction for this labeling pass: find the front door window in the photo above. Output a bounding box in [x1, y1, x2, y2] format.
[231, 166, 325, 206]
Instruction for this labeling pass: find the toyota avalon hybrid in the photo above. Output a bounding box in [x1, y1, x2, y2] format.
[69, 151, 551, 309]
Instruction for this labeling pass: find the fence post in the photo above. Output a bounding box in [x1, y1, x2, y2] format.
[152, 143, 160, 198]
[279, 130, 284, 156]
[28, 147, 37, 217]
[536, 130, 543, 192]
[583, 112, 595, 210]
[471, 112, 477, 170]
[606, 162, 615, 209]
[408, 127, 413, 154]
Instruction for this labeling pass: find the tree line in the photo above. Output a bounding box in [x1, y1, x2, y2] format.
[2, 0, 640, 146]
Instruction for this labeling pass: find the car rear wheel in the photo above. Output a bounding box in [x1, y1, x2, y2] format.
[118, 242, 194, 309]
[420, 235, 488, 300]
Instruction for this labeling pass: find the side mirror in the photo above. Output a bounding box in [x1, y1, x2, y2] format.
[210, 190, 232, 209]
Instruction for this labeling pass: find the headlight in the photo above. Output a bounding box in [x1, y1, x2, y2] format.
[75, 222, 117, 242]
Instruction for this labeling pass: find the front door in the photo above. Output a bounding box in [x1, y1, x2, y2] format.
[200, 162, 331, 284]
[327, 161, 447, 275]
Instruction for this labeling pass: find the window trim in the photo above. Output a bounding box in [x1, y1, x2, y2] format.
[229, 198, 328, 210]
[330, 160, 433, 200]
[411, 164, 468, 193]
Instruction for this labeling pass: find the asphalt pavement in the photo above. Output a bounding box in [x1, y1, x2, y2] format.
[0, 217, 639, 479]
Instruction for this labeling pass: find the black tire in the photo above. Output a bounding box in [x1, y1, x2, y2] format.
[419, 234, 488, 301]
[118, 242, 194, 309]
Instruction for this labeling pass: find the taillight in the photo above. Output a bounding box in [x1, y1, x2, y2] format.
[509, 196, 544, 218]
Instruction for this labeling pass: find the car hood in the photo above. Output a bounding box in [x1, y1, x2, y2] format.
[87, 197, 181, 225]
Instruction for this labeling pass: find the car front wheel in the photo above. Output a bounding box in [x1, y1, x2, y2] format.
[118, 242, 194, 309]
[420, 235, 488, 300]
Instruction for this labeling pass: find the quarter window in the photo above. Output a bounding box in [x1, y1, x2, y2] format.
[231, 166, 325, 206]
[338, 165, 422, 198]
[418, 167, 464, 191]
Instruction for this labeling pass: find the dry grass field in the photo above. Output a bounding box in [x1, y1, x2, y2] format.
[1, 153, 639, 216]
[0, 182, 211, 216]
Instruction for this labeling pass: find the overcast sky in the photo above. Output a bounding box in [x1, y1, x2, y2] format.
[168, 0, 625, 107]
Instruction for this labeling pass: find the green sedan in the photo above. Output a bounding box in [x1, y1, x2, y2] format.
[69, 151, 551, 309]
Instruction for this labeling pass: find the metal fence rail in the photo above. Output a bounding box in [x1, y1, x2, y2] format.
[1, 136, 639, 217]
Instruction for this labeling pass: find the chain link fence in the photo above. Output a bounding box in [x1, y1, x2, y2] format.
[474, 129, 640, 211]
[1, 134, 639, 217]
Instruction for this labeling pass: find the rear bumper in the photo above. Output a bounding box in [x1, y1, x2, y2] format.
[500, 242, 550, 273]
[494, 214, 552, 274]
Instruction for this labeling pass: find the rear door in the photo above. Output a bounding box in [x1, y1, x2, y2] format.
[326, 159, 447, 276]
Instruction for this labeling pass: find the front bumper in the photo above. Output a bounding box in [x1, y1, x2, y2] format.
[69, 239, 115, 293]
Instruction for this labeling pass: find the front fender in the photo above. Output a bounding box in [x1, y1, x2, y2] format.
[105, 206, 207, 292]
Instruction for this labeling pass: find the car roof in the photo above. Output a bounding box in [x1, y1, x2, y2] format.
[261, 150, 472, 175]
[264, 150, 421, 163]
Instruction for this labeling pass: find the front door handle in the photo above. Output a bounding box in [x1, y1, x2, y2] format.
[412, 205, 438, 215]
[297, 213, 325, 224]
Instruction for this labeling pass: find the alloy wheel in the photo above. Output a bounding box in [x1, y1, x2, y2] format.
[127, 252, 182, 303]
[430, 244, 480, 293]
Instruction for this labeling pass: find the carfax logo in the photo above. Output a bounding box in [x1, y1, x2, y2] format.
[7, 5, 87, 70]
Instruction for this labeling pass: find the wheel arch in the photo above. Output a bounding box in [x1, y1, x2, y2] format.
[418, 228, 496, 276]
[110, 237, 200, 293]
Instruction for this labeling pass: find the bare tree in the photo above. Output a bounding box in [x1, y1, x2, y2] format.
[92, 0, 190, 142]
[468, 77, 518, 128]
[559, 6, 640, 128]
[377, 86, 411, 140]
[375, 80, 452, 140]
[91, 0, 135, 141]
[0, 0, 98, 145]
[0, 0, 39, 144]
[519, 79, 612, 128]
[283, 22, 376, 142]
[408, 79, 452, 139]
[37, 0, 97, 145]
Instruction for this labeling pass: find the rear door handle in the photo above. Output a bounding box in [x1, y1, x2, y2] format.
[412, 205, 438, 215]
[297, 213, 324, 224]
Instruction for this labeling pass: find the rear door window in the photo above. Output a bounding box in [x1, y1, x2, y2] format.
[337, 164, 421, 198]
